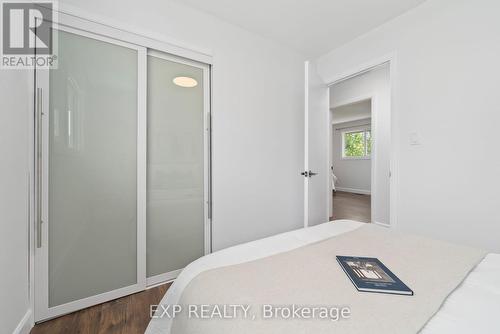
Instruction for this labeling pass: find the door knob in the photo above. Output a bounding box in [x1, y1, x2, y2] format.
[308, 170, 318, 177]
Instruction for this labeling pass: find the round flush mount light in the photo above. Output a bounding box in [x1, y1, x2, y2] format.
[173, 76, 198, 88]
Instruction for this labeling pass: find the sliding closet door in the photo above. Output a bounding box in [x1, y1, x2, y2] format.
[35, 26, 146, 321]
[146, 52, 209, 284]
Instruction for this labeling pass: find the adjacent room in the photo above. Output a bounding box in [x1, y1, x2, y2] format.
[330, 99, 372, 222]
[1, 1, 499, 334]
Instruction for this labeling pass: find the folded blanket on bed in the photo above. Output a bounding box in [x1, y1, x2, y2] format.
[170, 224, 485, 334]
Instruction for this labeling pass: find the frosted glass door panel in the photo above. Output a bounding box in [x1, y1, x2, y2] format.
[48, 30, 138, 307]
[147, 55, 205, 277]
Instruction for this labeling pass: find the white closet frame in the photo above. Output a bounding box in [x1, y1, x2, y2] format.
[31, 8, 212, 322]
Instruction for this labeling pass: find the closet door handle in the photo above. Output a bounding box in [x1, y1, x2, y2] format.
[36, 87, 43, 248]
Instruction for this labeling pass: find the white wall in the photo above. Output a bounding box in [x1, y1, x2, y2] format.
[317, 0, 500, 252]
[0, 71, 31, 333]
[331, 119, 372, 194]
[329, 65, 391, 225]
[331, 99, 371, 124]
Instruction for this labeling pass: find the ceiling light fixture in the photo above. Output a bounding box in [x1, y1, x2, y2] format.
[173, 76, 198, 88]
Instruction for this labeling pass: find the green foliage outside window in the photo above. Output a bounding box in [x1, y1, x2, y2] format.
[343, 130, 371, 158]
[344, 132, 365, 157]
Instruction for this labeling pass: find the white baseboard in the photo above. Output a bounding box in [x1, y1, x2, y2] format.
[374, 221, 391, 228]
[146, 269, 182, 288]
[336, 187, 371, 195]
[13, 309, 33, 334]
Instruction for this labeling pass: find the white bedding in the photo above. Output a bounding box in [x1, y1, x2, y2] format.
[146, 220, 500, 334]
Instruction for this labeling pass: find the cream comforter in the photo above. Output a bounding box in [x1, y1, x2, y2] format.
[147, 222, 486, 334]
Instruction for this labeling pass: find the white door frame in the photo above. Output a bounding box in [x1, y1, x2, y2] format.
[31, 9, 213, 322]
[325, 53, 397, 228]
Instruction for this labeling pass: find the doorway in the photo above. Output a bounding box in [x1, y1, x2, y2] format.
[328, 64, 390, 225]
[303, 59, 391, 227]
[330, 99, 372, 222]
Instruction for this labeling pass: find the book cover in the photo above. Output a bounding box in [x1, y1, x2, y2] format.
[336, 256, 413, 296]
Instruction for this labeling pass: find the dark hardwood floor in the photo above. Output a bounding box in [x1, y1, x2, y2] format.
[31, 283, 171, 334]
[330, 191, 371, 223]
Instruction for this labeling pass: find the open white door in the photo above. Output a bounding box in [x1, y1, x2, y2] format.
[304, 61, 330, 227]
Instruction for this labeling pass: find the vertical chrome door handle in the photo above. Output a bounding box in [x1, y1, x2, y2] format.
[36, 87, 43, 248]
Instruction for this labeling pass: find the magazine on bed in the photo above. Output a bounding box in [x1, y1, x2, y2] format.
[336, 256, 413, 296]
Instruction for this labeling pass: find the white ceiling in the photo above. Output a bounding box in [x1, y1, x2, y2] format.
[173, 0, 427, 57]
[332, 99, 371, 124]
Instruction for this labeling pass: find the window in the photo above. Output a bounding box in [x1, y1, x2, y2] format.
[342, 129, 372, 159]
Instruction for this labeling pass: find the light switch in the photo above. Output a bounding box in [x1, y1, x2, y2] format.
[409, 132, 420, 145]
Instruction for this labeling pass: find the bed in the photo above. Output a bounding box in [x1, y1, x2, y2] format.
[146, 220, 500, 334]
